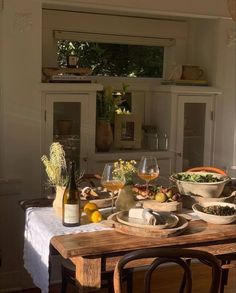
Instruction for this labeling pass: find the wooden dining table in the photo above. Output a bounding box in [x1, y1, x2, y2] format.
[50, 217, 236, 292]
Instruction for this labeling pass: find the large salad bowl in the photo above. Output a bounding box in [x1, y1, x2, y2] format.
[170, 171, 230, 198]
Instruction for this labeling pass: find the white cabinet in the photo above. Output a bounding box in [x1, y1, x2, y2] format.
[40, 84, 220, 184]
[149, 86, 221, 172]
[41, 83, 102, 174]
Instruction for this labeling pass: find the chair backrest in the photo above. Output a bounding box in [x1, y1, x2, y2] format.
[186, 166, 227, 176]
[114, 248, 221, 293]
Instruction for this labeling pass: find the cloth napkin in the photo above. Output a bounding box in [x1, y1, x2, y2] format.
[24, 207, 112, 293]
[128, 208, 161, 225]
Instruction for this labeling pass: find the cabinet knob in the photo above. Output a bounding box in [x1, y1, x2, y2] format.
[82, 157, 88, 162]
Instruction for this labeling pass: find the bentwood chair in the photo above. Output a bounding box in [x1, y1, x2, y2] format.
[113, 247, 222, 293]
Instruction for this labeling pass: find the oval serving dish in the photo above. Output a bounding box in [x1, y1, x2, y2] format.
[192, 201, 236, 224]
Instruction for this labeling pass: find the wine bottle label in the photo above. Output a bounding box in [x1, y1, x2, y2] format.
[64, 204, 79, 224]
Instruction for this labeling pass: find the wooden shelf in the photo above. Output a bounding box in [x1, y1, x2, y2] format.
[42, 67, 92, 76]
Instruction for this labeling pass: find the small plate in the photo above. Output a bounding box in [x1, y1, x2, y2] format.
[116, 211, 179, 230]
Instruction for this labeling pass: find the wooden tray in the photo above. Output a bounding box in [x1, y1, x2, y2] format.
[142, 199, 182, 212]
[103, 212, 188, 238]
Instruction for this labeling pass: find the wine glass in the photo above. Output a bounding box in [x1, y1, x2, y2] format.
[137, 156, 160, 193]
[101, 163, 126, 213]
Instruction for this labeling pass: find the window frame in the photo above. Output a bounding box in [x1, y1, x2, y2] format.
[54, 30, 175, 80]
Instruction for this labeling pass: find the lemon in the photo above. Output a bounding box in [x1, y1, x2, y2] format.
[83, 202, 98, 214]
[90, 210, 102, 223]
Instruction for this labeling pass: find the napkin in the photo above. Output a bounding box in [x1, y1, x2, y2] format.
[128, 208, 161, 225]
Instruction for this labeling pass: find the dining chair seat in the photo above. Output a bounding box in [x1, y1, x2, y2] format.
[113, 247, 221, 293]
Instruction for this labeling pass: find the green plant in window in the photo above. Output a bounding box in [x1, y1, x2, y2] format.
[97, 83, 129, 122]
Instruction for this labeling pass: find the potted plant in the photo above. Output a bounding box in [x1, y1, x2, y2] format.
[96, 83, 129, 152]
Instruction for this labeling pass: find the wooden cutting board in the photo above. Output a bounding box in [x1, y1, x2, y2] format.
[103, 212, 188, 238]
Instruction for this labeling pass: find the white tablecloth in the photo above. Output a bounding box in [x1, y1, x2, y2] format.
[23, 207, 112, 293]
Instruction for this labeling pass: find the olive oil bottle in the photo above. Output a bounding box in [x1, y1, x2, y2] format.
[62, 161, 81, 227]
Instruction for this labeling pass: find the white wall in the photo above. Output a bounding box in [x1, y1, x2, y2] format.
[214, 19, 236, 169]
[184, 17, 236, 170]
[0, 0, 42, 290]
[44, 0, 230, 19]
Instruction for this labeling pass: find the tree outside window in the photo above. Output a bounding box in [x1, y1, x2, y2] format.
[57, 40, 164, 78]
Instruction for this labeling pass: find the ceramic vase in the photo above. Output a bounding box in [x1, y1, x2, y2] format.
[115, 185, 136, 211]
[96, 120, 113, 152]
[53, 185, 66, 218]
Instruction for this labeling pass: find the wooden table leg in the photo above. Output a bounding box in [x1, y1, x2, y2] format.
[71, 256, 102, 292]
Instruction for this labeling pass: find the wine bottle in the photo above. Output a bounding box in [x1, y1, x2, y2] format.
[62, 161, 81, 227]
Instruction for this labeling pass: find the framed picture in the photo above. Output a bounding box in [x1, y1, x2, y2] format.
[114, 113, 141, 149]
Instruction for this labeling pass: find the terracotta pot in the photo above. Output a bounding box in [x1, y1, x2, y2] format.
[53, 185, 66, 218]
[96, 120, 113, 152]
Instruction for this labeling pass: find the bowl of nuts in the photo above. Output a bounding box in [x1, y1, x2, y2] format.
[192, 202, 236, 224]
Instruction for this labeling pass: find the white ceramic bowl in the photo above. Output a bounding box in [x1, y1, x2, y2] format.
[192, 202, 236, 224]
[170, 172, 230, 198]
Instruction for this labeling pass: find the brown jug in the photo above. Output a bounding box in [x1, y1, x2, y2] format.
[96, 120, 113, 152]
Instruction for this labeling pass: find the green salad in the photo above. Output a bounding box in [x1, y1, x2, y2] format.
[174, 173, 223, 183]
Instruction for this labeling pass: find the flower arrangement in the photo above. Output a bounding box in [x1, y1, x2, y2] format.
[97, 83, 130, 122]
[113, 159, 137, 185]
[41, 142, 68, 187]
[41, 142, 84, 189]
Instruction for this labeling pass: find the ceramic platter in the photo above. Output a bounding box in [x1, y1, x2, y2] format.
[116, 211, 179, 230]
[80, 188, 114, 208]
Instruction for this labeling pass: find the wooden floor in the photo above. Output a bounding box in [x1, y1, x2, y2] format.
[8, 262, 236, 293]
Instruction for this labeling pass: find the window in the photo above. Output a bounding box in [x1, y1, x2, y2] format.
[57, 40, 164, 78]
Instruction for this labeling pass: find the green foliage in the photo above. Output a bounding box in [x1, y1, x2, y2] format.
[97, 83, 129, 122]
[57, 40, 164, 77]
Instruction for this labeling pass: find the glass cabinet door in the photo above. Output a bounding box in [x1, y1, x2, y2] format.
[44, 94, 89, 173]
[53, 101, 81, 166]
[176, 95, 214, 172]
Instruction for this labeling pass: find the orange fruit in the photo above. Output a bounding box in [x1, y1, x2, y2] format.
[83, 202, 98, 214]
[90, 210, 102, 223]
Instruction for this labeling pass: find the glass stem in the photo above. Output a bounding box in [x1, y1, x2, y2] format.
[146, 181, 149, 193]
[111, 192, 114, 213]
